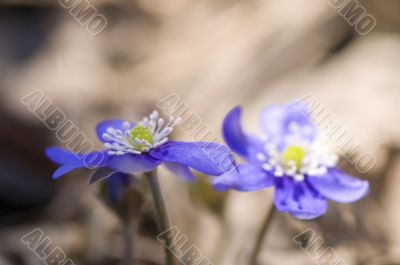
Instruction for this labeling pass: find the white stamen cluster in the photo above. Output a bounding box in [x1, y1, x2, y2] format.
[257, 122, 338, 182]
[102, 111, 181, 156]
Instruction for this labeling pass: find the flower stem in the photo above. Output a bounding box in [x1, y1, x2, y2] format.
[145, 170, 176, 265]
[122, 220, 135, 265]
[249, 206, 276, 265]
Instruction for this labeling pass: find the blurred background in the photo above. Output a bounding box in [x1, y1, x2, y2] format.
[0, 0, 400, 264]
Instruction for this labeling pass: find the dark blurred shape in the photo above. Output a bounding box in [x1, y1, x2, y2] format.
[0, 105, 56, 225]
[0, 5, 57, 75]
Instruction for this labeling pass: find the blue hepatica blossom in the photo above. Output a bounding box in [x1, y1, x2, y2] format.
[46, 111, 234, 183]
[213, 103, 370, 220]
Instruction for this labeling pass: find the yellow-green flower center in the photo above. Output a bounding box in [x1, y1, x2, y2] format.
[282, 146, 306, 168]
[130, 126, 154, 149]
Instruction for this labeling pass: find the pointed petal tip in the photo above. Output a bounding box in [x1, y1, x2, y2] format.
[45, 146, 81, 166]
[51, 163, 85, 180]
[45, 146, 64, 162]
[52, 172, 62, 180]
[211, 179, 230, 192]
[308, 169, 370, 204]
[52, 168, 65, 180]
[223, 106, 249, 157]
[228, 106, 242, 115]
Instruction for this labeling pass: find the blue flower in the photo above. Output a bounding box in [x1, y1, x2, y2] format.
[213, 103, 370, 220]
[46, 111, 234, 183]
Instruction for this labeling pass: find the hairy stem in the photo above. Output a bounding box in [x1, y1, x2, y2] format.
[249, 206, 276, 265]
[145, 170, 176, 265]
[122, 220, 135, 265]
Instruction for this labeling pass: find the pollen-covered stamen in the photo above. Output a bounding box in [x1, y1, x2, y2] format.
[103, 110, 181, 156]
[130, 126, 154, 150]
[257, 137, 338, 181]
[282, 146, 306, 168]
